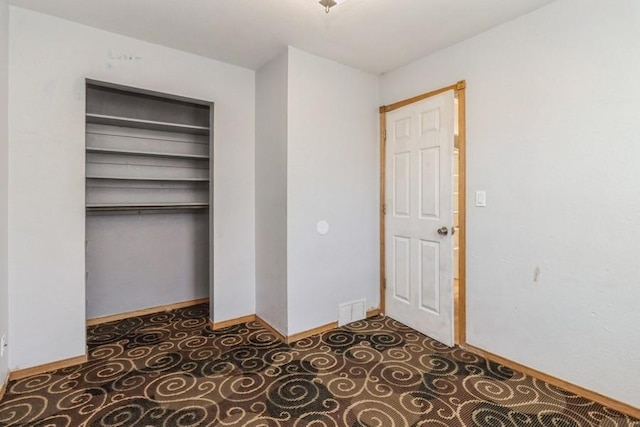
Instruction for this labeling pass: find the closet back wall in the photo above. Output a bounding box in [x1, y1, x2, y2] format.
[86, 214, 209, 318]
[8, 7, 256, 370]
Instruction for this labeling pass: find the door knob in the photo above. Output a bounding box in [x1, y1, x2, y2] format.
[437, 226, 449, 236]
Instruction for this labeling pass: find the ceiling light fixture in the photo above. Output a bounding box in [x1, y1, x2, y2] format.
[319, 0, 347, 13]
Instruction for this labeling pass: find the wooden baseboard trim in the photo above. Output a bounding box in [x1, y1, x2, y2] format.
[255, 315, 287, 343]
[9, 354, 88, 381]
[288, 321, 338, 344]
[248, 308, 385, 345]
[366, 309, 382, 318]
[0, 373, 8, 402]
[283, 309, 384, 344]
[87, 297, 209, 326]
[211, 314, 257, 330]
[463, 344, 640, 420]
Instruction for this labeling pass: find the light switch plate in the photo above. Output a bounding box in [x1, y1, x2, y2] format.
[475, 191, 487, 207]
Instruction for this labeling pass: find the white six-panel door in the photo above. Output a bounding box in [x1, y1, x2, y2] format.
[385, 90, 455, 346]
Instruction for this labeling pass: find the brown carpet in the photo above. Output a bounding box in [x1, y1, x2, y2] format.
[0, 304, 637, 426]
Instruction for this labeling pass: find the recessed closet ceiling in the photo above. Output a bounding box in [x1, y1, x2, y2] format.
[8, 0, 557, 74]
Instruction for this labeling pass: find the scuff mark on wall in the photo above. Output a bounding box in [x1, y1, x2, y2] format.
[108, 49, 141, 62]
[533, 266, 541, 282]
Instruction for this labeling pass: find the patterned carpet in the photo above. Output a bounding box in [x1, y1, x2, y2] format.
[0, 304, 637, 426]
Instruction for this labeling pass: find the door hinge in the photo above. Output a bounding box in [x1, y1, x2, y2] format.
[383, 204, 387, 215]
[383, 129, 387, 141]
[384, 277, 387, 289]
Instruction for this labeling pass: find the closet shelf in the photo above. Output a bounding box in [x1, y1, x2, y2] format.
[86, 147, 209, 160]
[86, 175, 210, 182]
[86, 113, 210, 135]
[86, 203, 209, 212]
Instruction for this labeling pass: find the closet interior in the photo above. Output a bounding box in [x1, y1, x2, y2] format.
[85, 81, 212, 320]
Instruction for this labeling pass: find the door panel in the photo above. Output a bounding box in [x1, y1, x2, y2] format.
[394, 117, 412, 140]
[393, 152, 411, 217]
[393, 236, 411, 303]
[421, 109, 440, 133]
[419, 239, 439, 314]
[419, 147, 440, 218]
[385, 91, 455, 346]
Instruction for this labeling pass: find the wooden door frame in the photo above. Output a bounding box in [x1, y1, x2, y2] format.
[379, 80, 467, 345]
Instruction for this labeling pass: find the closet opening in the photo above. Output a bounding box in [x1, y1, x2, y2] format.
[84, 80, 213, 327]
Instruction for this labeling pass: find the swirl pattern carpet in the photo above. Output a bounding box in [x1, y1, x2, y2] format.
[0, 303, 637, 426]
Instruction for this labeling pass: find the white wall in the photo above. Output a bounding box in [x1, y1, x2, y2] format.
[254, 47, 379, 336]
[255, 51, 288, 334]
[380, 0, 640, 408]
[0, 0, 9, 386]
[8, 8, 255, 370]
[86, 213, 209, 318]
[287, 47, 379, 335]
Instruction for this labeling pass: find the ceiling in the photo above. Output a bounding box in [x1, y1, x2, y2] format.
[7, 0, 557, 75]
